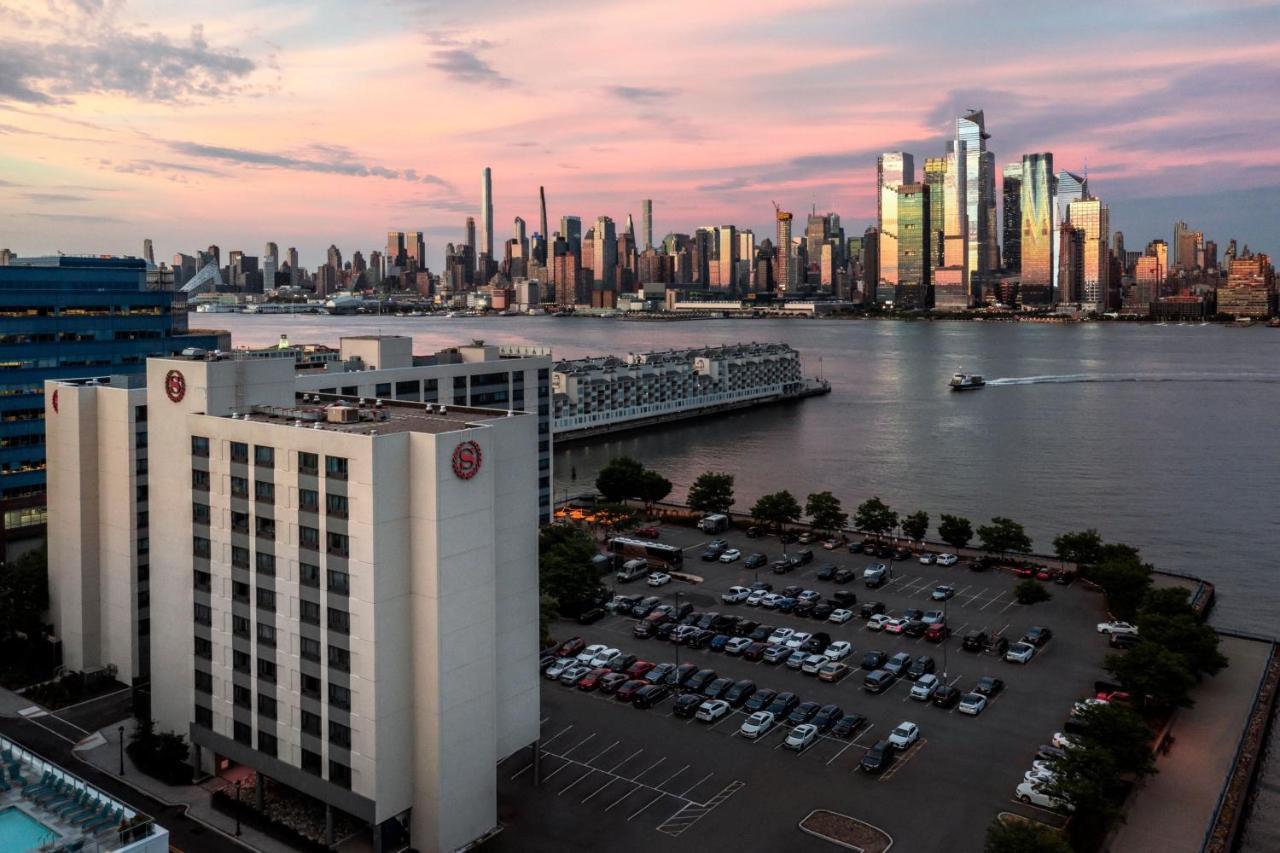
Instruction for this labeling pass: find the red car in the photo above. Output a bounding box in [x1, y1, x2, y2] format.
[1095, 689, 1133, 705]
[615, 679, 649, 702]
[576, 667, 612, 691]
[625, 661, 656, 679]
[1013, 565, 1036, 578]
[598, 673, 629, 694]
[636, 526, 660, 539]
[1036, 568, 1054, 582]
[924, 623, 951, 643]
[557, 636, 586, 657]
[742, 642, 769, 662]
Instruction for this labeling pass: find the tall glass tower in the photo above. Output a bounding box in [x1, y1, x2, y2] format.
[1019, 153, 1055, 305]
[955, 111, 993, 303]
[876, 152, 915, 287]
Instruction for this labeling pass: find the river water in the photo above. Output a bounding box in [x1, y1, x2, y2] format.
[212, 313, 1280, 846]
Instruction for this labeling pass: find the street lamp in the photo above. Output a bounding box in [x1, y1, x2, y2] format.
[234, 780, 242, 837]
[118, 726, 125, 776]
[674, 590, 682, 668]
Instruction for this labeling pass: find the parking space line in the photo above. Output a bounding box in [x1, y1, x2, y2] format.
[980, 591, 1008, 611]
[655, 764, 690, 790]
[825, 739, 857, 766]
[627, 792, 667, 821]
[561, 732, 597, 758]
[603, 784, 642, 812]
[607, 748, 645, 774]
[879, 738, 927, 782]
[677, 771, 715, 799]
[559, 767, 600, 795]
[581, 776, 623, 804]
[851, 723, 877, 745]
[584, 739, 622, 768]
[1000, 599, 1021, 614]
[632, 755, 667, 782]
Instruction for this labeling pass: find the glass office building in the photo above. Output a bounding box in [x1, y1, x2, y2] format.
[1019, 153, 1056, 306]
[0, 256, 227, 559]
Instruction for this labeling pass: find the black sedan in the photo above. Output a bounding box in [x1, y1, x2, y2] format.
[861, 650, 887, 670]
[766, 691, 801, 718]
[724, 679, 757, 707]
[673, 693, 703, 718]
[974, 676, 1005, 697]
[932, 684, 961, 708]
[1022, 626, 1054, 646]
[831, 713, 867, 739]
[788, 701, 822, 725]
[743, 688, 777, 713]
[811, 704, 844, 733]
[861, 741, 895, 773]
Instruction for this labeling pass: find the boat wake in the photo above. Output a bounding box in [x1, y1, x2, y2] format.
[987, 372, 1280, 387]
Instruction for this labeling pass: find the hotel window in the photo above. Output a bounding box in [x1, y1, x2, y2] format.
[192, 502, 210, 525]
[327, 607, 350, 635]
[301, 637, 321, 662]
[301, 673, 321, 699]
[192, 469, 209, 491]
[300, 562, 321, 588]
[254, 480, 275, 503]
[191, 435, 209, 457]
[300, 525, 320, 551]
[328, 720, 351, 749]
[194, 603, 212, 626]
[231, 511, 249, 534]
[326, 531, 349, 558]
[257, 623, 277, 647]
[301, 711, 321, 737]
[301, 600, 320, 626]
[257, 658, 277, 683]
[256, 552, 275, 576]
[232, 546, 250, 569]
[255, 516, 275, 540]
[299, 489, 319, 513]
[234, 721, 252, 746]
[329, 761, 351, 790]
[195, 705, 213, 728]
[327, 570, 349, 596]
[233, 684, 252, 709]
[258, 731, 278, 757]
[325, 493, 348, 518]
[232, 615, 250, 638]
[375, 382, 391, 397]
[193, 570, 211, 592]
[324, 455, 348, 480]
[194, 636, 212, 660]
[193, 536, 211, 559]
[301, 749, 322, 776]
[234, 650, 250, 673]
[232, 581, 250, 603]
[194, 670, 212, 694]
[230, 442, 248, 463]
[328, 645, 350, 672]
[256, 587, 276, 612]
[137, 510, 149, 529]
[231, 476, 249, 498]
[328, 683, 351, 710]
[298, 452, 318, 475]
[254, 445, 274, 467]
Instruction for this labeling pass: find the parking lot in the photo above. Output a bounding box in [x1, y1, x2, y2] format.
[495, 523, 1108, 852]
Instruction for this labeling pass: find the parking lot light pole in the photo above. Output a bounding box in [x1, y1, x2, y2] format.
[674, 590, 681, 668]
[118, 726, 124, 775]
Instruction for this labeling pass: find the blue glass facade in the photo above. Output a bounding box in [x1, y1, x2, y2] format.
[0, 256, 227, 557]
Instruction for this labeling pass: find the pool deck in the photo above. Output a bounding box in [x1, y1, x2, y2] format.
[1109, 633, 1276, 853]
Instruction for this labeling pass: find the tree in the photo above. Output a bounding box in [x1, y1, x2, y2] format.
[687, 472, 735, 514]
[854, 497, 898, 540]
[539, 526, 605, 616]
[635, 469, 672, 509]
[1014, 579, 1051, 605]
[977, 517, 1032, 556]
[1091, 553, 1153, 621]
[594, 456, 647, 503]
[1071, 702, 1157, 778]
[1105, 642, 1198, 709]
[984, 818, 1073, 853]
[1137, 609, 1228, 679]
[938, 514, 973, 553]
[539, 593, 560, 648]
[1052, 529, 1103, 566]
[750, 491, 802, 532]
[901, 510, 929, 543]
[805, 491, 848, 534]
[0, 544, 49, 641]
[1042, 743, 1125, 832]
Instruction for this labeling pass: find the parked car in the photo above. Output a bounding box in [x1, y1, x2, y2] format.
[825, 640, 854, 661]
[818, 662, 851, 683]
[931, 584, 956, 601]
[925, 623, 951, 643]
[785, 632, 812, 650]
[719, 548, 742, 563]
[557, 636, 587, 657]
[860, 601, 887, 619]
[589, 647, 621, 667]
[762, 645, 791, 664]
[724, 679, 757, 707]
[608, 654, 639, 673]
[816, 563, 837, 581]
[832, 713, 867, 739]
[932, 684, 961, 708]
[829, 608, 854, 624]
[813, 603, 835, 621]
[665, 662, 699, 687]
[910, 673, 940, 700]
[1016, 781, 1074, 812]
[906, 655, 936, 680]
[1109, 632, 1142, 649]
[1006, 642, 1037, 664]
[743, 688, 777, 713]
[725, 637, 753, 655]
[615, 679, 649, 702]
[745, 553, 767, 569]
[974, 676, 1005, 697]
[577, 643, 609, 664]
[766, 691, 801, 718]
[883, 618, 908, 635]
[958, 693, 987, 715]
[832, 589, 858, 605]
[739, 711, 776, 739]
[962, 631, 988, 652]
[801, 655, 831, 676]
[848, 541, 866, 554]
[696, 699, 731, 722]
[937, 553, 958, 566]
[599, 672, 630, 694]
[922, 610, 945, 625]
[743, 642, 769, 661]
[722, 586, 752, 604]
[633, 684, 671, 709]
[861, 740, 895, 773]
[683, 668, 718, 693]
[864, 670, 897, 693]
[1021, 625, 1053, 646]
[632, 596, 663, 617]
[792, 549, 814, 566]
[902, 620, 927, 638]
[860, 650, 887, 670]
[785, 649, 810, 670]
[867, 614, 893, 631]
[788, 701, 822, 726]
[785, 724, 818, 751]
[646, 662, 676, 684]
[576, 607, 606, 624]
[887, 721, 920, 749]
[768, 627, 795, 645]
[673, 693, 703, 718]
[701, 543, 727, 561]
[745, 526, 764, 538]
[1097, 621, 1138, 636]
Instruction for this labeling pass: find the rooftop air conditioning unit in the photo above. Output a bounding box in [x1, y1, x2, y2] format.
[327, 406, 359, 424]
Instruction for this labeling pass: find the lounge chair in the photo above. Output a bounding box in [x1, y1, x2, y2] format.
[22, 770, 55, 794]
[55, 790, 90, 818]
[31, 780, 69, 805]
[72, 801, 107, 827]
[64, 795, 101, 823]
[83, 806, 122, 833]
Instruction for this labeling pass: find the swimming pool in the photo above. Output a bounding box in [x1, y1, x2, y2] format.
[0, 806, 61, 852]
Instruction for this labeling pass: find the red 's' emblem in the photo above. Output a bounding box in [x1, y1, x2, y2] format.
[51, 388, 59, 413]
[165, 370, 186, 403]
[452, 440, 482, 480]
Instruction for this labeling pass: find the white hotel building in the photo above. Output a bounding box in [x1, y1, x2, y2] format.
[46, 345, 541, 852]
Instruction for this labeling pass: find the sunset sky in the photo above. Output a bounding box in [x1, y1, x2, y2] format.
[2, 0, 1278, 269]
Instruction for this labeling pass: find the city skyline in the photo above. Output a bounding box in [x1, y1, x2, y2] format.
[1, 0, 1278, 267]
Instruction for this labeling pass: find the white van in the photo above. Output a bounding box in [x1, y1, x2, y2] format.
[699, 514, 729, 533]
[616, 559, 650, 583]
[863, 563, 889, 588]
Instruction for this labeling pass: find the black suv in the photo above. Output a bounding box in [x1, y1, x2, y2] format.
[962, 631, 989, 652]
[791, 549, 815, 567]
[860, 601, 886, 619]
[906, 655, 936, 680]
[861, 740, 894, 773]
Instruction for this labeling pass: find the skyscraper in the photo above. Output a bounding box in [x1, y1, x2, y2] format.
[513, 217, 527, 261]
[480, 167, 493, 259]
[1001, 163, 1022, 273]
[592, 215, 618, 295]
[560, 216, 582, 251]
[877, 152, 915, 287]
[924, 158, 948, 268]
[1056, 171, 1088, 225]
[955, 111, 993, 302]
[641, 199, 653, 250]
[933, 146, 970, 311]
[895, 183, 932, 309]
[410, 232, 426, 271]
[262, 242, 278, 290]
[287, 247, 299, 286]
[538, 186, 549, 263]
[1067, 197, 1109, 312]
[1019, 153, 1055, 305]
[143, 238, 155, 265]
[775, 209, 794, 293]
[717, 225, 737, 291]
[1057, 223, 1084, 305]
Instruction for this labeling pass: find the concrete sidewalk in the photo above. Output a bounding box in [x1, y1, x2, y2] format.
[1110, 634, 1274, 853]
